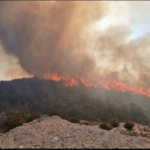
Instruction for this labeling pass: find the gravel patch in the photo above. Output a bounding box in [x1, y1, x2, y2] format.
[0, 115, 150, 148]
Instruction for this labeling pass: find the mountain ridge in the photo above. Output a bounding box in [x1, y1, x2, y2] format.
[0, 77, 150, 125]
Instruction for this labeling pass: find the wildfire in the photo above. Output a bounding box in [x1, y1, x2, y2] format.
[44, 72, 62, 81]
[79, 77, 95, 87]
[43, 72, 78, 86]
[43, 72, 150, 97]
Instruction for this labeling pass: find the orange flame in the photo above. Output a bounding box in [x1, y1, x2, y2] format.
[99, 78, 150, 97]
[43, 72, 150, 97]
[44, 72, 78, 86]
[79, 76, 95, 87]
[44, 72, 62, 81]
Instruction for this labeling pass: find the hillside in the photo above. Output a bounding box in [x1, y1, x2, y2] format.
[0, 77, 150, 125]
[0, 115, 150, 148]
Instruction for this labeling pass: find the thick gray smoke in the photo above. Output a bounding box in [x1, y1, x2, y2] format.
[1, 1, 150, 88]
[0, 1, 107, 78]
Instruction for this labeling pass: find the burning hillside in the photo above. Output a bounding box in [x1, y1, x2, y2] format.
[0, 1, 150, 97]
[44, 72, 150, 97]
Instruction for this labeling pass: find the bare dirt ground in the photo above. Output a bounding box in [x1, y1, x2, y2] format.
[0, 115, 150, 149]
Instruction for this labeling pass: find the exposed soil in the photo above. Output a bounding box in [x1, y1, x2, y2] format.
[0, 115, 150, 149]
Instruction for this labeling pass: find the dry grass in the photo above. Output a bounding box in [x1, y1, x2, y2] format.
[86, 121, 101, 126]
[120, 130, 150, 138]
[120, 130, 138, 137]
[80, 121, 89, 125]
[138, 125, 150, 132]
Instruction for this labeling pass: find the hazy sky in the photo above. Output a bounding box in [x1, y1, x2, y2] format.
[0, 1, 150, 89]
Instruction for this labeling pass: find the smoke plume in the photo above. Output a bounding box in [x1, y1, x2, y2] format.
[0, 1, 150, 88]
[0, 1, 107, 78]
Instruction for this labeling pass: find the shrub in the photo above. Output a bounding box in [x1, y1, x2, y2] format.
[124, 122, 134, 130]
[0, 111, 40, 133]
[99, 122, 113, 130]
[68, 117, 80, 123]
[109, 118, 119, 127]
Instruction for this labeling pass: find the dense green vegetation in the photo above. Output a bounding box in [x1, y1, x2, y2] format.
[0, 77, 150, 126]
[0, 109, 40, 133]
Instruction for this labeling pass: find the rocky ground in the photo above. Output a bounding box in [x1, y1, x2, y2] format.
[0, 115, 150, 149]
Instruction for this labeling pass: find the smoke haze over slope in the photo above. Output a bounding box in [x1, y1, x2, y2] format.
[0, 1, 150, 89]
